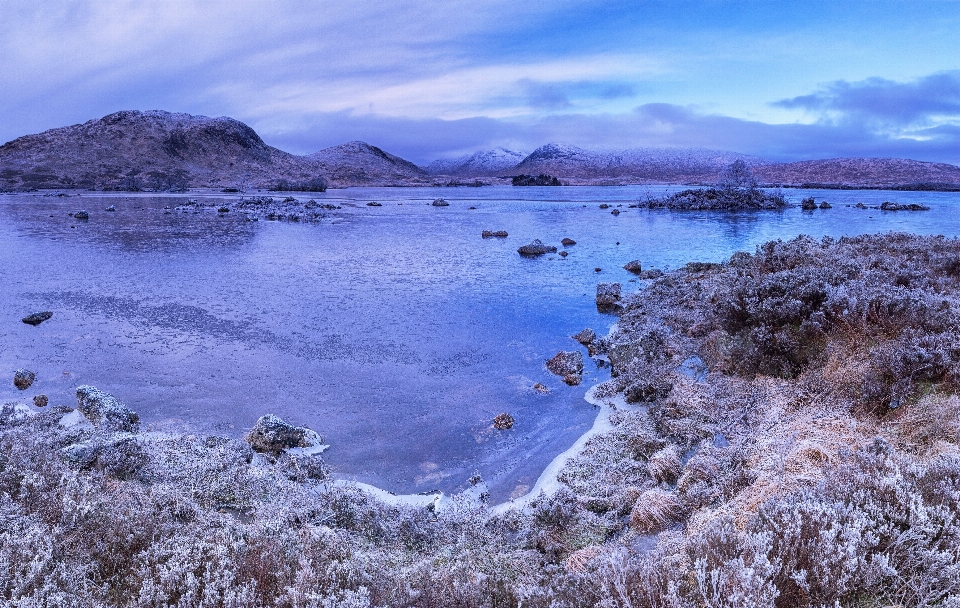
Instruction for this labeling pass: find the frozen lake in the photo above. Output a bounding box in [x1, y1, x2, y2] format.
[2, 185, 959, 501]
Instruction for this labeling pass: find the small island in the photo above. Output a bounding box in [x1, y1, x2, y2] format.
[641, 160, 788, 210]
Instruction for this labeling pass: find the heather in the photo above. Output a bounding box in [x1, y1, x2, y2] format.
[4, 233, 960, 606]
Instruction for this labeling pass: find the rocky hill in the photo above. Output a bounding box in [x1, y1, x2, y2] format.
[509, 143, 765, 183]
[425, 147, 528, 176]
[306, 141, 429, 187]
[0, 110, 326, 191]
[756, 157, 960, 189]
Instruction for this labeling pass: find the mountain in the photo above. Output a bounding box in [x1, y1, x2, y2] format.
[0, 110, 326, 190]
[756, 158, 960, 189]
[306, 141, 429, 186]
[425, 147, 528, 176]
[510, 143, 764, 183]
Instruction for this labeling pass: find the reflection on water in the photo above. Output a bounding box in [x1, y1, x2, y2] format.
[1, 186, 959, 500]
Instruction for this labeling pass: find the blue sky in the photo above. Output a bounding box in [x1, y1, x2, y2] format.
[1, 0, 959, 164]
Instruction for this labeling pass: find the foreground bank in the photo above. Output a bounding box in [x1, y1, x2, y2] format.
[3, 232, 960, 606]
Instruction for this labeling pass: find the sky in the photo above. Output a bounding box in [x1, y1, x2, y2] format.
[1, 0, 959, 164]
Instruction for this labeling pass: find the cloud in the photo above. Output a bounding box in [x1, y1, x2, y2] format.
[775, 71, 960, 125]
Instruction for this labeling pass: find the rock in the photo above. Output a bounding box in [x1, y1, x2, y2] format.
[13, 369, 35, 390]
[366, 201, 382, 206]
[623, 260, 643, 274]
[76, 385, 140, 432]
[599, 203, 610, 209]
[819, 201, 831, 209]
[533, 383, 550, 393]
[22, 311, 53, 326]
[432, 198, 449, 206]
[880, 201, 930, 211]
[546, 351, 584, 379]
[625, 381, 672, 403]
[217, 206, 229, 213]
[105, 205, 116, 212]
[74, 210, 89, 220]
[33, 394, 48, 407]
[611, 209, 621, 216]
[596, 282, 622, 312]
[517, 239, 557, 256]
[637, 269, 664, 279]
[801, 197, 817, 210]
[481, 230, 508, 238]
[559, 251, 568, 257]
[572, 328, 596, 345]
[561, 238, 576, 246]
[855, 202, 868, 209]
[60, 433, 147, 478]
[493, 413, 514, 430]
[245, 414, 322, 454]
[563, 374, 581, 386]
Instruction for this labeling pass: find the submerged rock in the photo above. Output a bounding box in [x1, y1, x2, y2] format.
[561, 238, 576, 246]
[432, 198, 450, 207]
[22, 311, 53, 326]
[533, 383, 550, 394]
[33, 394, 48, 407]
[105, 205, 116, 212]
[493, 413, 514, 430]
[76, 385, 140, 432]
[623, 260, 643, 274]
[517, 239, 557, 256]
[245, 414, 322, 454]
[481, 230, 508, 238]
[14, 369, 35, 390]
[596, 282, 622, 312]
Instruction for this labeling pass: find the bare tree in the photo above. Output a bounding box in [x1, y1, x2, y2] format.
[718, 159, 757, 190]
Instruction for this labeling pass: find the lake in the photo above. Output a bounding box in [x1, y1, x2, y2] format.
[2, 185, 958, 501]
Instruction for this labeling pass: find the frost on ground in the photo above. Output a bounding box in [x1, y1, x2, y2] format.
[4, 232, 960, 606]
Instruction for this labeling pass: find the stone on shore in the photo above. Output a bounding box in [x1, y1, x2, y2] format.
[245, 414, 322, 454]
[517, 239, 557, 256]
[76, 385, 140, 432]
[60, 433, 147, 478]
[623, 260, 643, 274]
[22, 311, 53, 326]
[596, 282, 622, 312]
[546, 351, 584, 383]
[572, 328, 596, 346]
[14, 369, 35, 390]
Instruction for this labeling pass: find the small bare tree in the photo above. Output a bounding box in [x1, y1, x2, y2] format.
[718, 159, 757, 190]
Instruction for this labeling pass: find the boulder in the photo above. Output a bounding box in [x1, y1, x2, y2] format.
[559, 251, 568, 257]
[481, 230, 508, 238]
[599, 204, 610, 209]
[546, 351, 583, 378]
[13, 369, 35, 390]
[561, 238, 576, 246]
[105, 205, 116, 212]
[493, 413, 514, 430]
[517, 239, 557, 256]
[22, 311, 53, 326]
[819, 201, 831, 209]
[245, 414, 322, 454]
[33, 394, 48, 407]
[432, 198, 449, 207]
[623, 260, 643, 274]
[596, 282, 622, 312]
[61, 433, 147, 478]
[801, 197, 817, 210]
[572, 328, 596, 345]
[366, 201, 382, 206]
[880, 201, 930, 211]
[74, 210, 89, 220]
[611, 209, 621, 216]
[76, 385, 140, 432]
[533, 383, 550, 394]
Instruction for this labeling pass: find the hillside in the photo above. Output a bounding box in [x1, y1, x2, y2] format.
[306, 141, 430, 186]
[0, 110, 325, 191]
[425, 147, 528, 176]
[757, 157, 960, 189]
[510, 143, 765, 183]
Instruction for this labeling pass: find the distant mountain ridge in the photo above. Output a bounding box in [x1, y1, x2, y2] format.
[1, 110, 959, 190]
